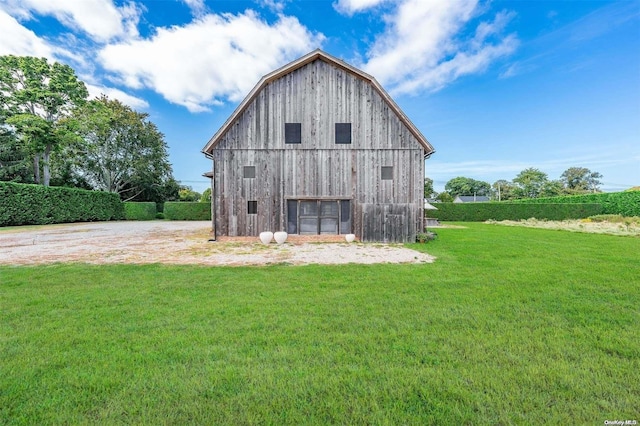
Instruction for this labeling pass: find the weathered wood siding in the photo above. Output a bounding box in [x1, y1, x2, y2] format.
[211, 58, 425, 242]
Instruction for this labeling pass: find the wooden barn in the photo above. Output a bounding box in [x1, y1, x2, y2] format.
[202, 49, 435, 242]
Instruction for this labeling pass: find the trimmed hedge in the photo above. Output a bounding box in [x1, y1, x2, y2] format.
[512, 191, 640, 217]
[124, 202, 157, 220]
[163, 202, 211, 220]
[0, 181, 124, 226]
[428, 202, 602, 222]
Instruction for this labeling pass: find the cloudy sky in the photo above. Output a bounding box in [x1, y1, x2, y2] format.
[1, 0, 638, 193]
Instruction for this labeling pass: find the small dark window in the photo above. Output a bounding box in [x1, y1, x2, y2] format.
[285, 123, 301, 144]
[381, 166, 393, 180]
[248, 201, 257, 214]
[243, 166, 255, 178]
[335, 123, 351, 144]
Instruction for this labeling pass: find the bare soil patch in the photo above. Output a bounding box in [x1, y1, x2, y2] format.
[0, 221, 434, 266]
[487, 218, 640, 236]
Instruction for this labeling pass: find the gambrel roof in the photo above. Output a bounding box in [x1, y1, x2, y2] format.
[202, 49, 435, 156]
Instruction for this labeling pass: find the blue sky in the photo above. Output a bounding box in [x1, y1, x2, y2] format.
[1, 0, 638, 193]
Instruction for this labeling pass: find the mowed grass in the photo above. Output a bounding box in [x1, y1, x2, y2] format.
[1, 223, 638, 424]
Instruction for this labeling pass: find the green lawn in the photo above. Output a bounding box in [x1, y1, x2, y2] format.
[1, 223, 638, 424]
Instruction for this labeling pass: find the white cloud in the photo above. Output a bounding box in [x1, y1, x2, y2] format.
[182, 0, 206, 17]
[1, 0, 141, 42]
[362, 0, 518, 95]
[256, 0, 288, 14]
[499, 62, 522, 79]
[0, 10, 57, 58]
[98, 11, 324, 112]
[85, 83, 149, 110]
[333, 0, 387, 15]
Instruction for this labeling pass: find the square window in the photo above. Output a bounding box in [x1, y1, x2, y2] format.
[320, 218, 338, 234]
[247, 201, 257, 214]
[381, 166, 393, 180]
[285, 123, 301, 144]
[335, 123, 351, 144]
[300, 200, 318, 216]
[243, 166, 255, 178]
[300, 218, 318, 234]
[320, 201, 338, 216]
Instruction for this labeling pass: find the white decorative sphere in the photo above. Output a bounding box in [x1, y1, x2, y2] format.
[259, 231, 273, 244]
[274, 231, 288, 244]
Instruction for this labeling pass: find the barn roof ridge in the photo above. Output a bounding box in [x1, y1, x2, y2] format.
[202, 49, 435, 155]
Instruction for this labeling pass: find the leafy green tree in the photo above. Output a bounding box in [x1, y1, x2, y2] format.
[200, 187, 212, 203]
[436, 191, 454, 203]
[492, 179, 517, 201]
[424, 177, 435, 199]
[69, 95, 175, 201]
[0, 123, 32, 182]
[560, 167, 602, 193]
[444, 176, 491, 197]
[541, 179, 564, 197]
[512, 167, 549, 198]
[0, 55, 88, 186]
[158, 178, 181, 202]
[178, 185, 201, 202]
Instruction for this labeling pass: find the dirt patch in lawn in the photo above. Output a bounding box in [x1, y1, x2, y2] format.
[487, 218, 640, 236]
[0, 221, 434, 266]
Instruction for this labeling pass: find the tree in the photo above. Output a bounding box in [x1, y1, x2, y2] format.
[512, 168, 549, 198]
[5, 114, 53, 184]
[541, 179, 564, 197]
[444, 176, 491, 197]
[492, 179, 517, 201]
[0, 121, 32, 182]
[200, 187, 212, 203]
[424, 177, 435, 198]
[0, 55, 88, 186]
[69, 95, 175, 201]
[436, 191, 454, 203]
[560, 167, 602, 193]
[178, 185, 201, 202]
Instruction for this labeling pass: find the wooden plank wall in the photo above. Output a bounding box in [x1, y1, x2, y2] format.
[211, 58, 425, 240]
[361, 203, 418, 243]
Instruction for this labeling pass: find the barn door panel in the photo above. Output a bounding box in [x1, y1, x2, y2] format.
[361, 203, 415, 242]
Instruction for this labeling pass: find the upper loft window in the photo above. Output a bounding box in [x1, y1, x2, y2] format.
[381, 166, 393, 180]
[335, 123, 351, 144]
[285, 123, 301, 144]
[243, 166, 255, 178]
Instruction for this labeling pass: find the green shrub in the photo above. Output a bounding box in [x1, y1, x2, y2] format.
[513, 191, 640, 216]
[155, 212, 165, 220]
[124, 202, 157, 220]
[416, 231, 437, 243]
[163, 202, 211, 220]
[0, 182, 124, 226]
[429, 203, 602, 222]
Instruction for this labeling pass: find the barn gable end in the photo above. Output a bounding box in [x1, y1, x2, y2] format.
[202, 49, 435, 242]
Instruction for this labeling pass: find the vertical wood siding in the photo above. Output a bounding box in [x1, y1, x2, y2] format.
[211, 58, 425, 241]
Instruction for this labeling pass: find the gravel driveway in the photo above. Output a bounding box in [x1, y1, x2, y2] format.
[0, 221, 434, 266]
